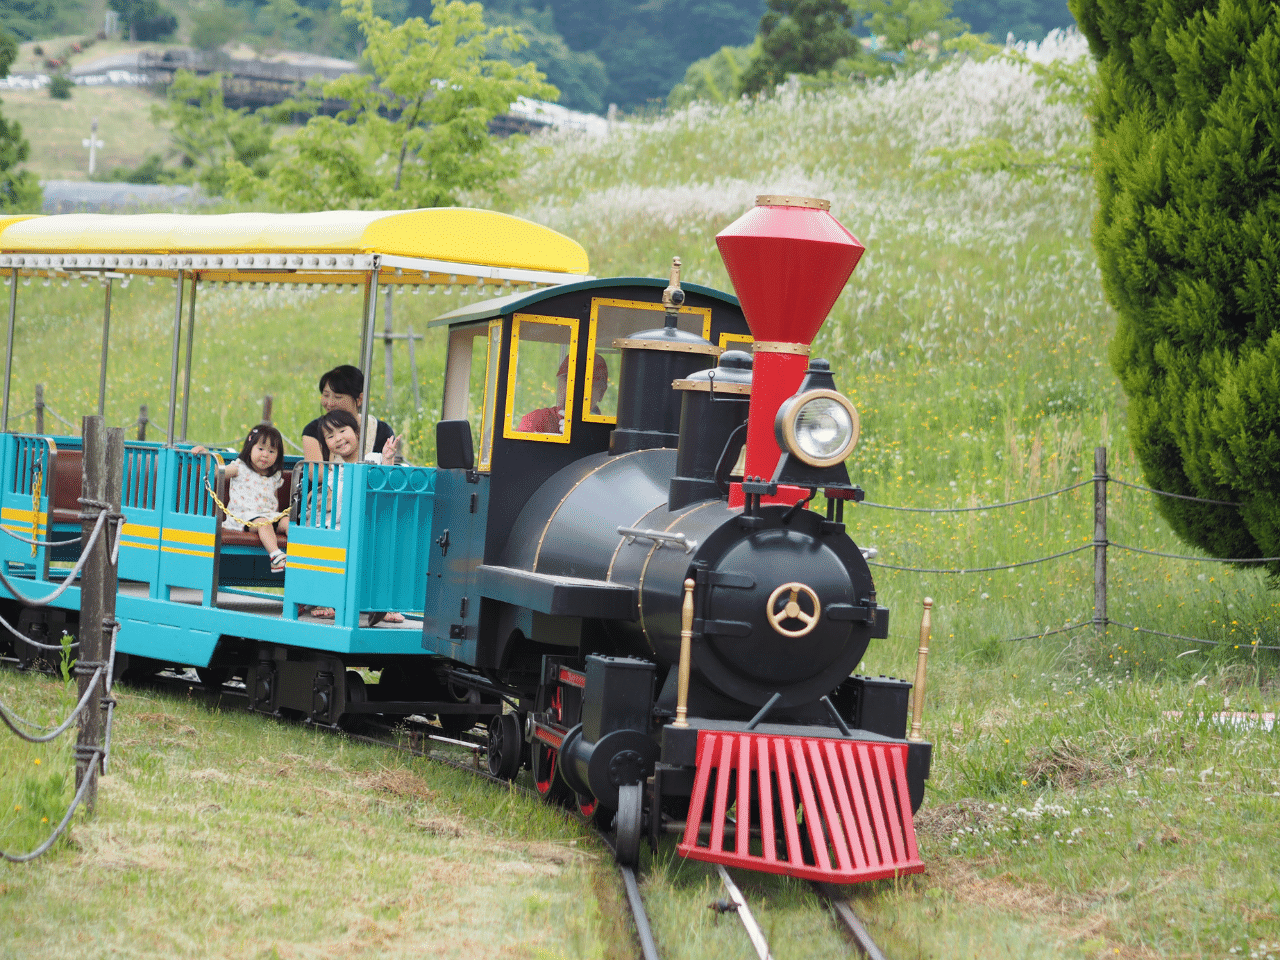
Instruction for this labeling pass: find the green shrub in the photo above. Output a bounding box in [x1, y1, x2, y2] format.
[47, 72, 73, 99]
[1073, 0, 1280, 571]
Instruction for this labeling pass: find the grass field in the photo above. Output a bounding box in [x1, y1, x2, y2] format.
[3, 31, 1280, 958]
[1, 85, 172, 182]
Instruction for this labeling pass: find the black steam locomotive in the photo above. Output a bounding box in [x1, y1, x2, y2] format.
[421, 196, 930, 883]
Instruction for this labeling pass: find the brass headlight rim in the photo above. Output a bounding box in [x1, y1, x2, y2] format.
[778, 388, 860, 469]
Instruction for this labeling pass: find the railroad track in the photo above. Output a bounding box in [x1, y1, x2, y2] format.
[319, 709, 896, 960]
[5, 660, 891, 959]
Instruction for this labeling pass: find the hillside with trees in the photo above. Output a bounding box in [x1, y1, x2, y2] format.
[0, 25, 40, 211]
[5, 0, 1078, 111]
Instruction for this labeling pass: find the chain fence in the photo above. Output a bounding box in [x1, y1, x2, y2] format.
[4, 385, 291, 443]
[1, 423, 122, 863]
[863, 445, 1280, 653]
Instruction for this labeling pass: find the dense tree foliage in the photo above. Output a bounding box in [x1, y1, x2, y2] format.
[227, 0, 553, 209]
[952, 0, 1073, 42]
[509, 0, 764, 110]
[738, 0, 862, 95]
[149, 70, 276, 193]
[0, 26, 40, 212]
[668, 44, 756, 108]
[1073, 0, 1280, 570]
[107, 0, 178, 41]
[485, 5, 606, 113]
[0, 0, 83, 41]
[852, 0, 967, 56]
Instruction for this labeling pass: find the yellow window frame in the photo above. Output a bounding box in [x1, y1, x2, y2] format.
[719, 331, 754, 352]
[584, 297, 714, 425]
[503, 313, 580, 444]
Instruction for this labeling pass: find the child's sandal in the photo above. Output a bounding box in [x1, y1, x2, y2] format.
[270, 550, 286, 573]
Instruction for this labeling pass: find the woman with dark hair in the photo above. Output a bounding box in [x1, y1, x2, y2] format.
[301, 364, 394, 462]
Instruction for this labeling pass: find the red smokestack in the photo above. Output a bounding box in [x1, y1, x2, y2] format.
[715, 196, 864, 506]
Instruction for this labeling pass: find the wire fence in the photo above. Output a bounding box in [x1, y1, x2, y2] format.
[862, 445, 1280, 654]
[1, 422, 122, 863]
[4, 385, 290, 443]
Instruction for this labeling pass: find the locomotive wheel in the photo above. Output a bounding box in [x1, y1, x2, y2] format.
[532, 742, 574, 805]
[614, 782, 644, 866]
[338, 671, 368, 731]
[576, 793, 598, 821]
[195, 667, 230, 689]
[437, 682, 483, 736]
[486, 712, 524, 781]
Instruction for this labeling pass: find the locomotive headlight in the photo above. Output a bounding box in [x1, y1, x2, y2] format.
[775, 389, 860, 468]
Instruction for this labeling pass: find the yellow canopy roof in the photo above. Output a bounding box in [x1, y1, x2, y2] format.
[0, 216, 38, 234]
[0, 208, 589, 286]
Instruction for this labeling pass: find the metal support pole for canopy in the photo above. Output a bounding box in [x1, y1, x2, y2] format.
[357, 258, 381, 458]
[166, 270, 186, 446]
[97, 278, 113, 418]
[357, 278, 372, 388]
[180, 274, 198, 442]
[2, 268, 17, 432]
[383, 286, 394, 412]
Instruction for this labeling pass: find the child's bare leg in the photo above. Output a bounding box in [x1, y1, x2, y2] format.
[257, 523, 279, 555]
[276, 516, 289, 535]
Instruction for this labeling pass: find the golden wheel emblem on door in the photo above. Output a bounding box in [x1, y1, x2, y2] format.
[765, 582, 821, 638]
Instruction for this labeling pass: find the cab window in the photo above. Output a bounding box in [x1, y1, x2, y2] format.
[442, 320, 500, 469]
[504, 314, 578, 443]
[584, 298, 713, 424]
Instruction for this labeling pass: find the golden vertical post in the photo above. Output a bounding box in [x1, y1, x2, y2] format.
[909, 597, 933, 742]
[673, 577, 695, 728]
[663, 256, 683, 306]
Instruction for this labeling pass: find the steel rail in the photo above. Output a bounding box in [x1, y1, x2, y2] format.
[717, 864, 773, 960]
[814, 883, 891, 960]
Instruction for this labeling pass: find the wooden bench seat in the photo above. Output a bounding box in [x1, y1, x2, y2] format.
[49, 446, 293, 549]
[50, 448, 83, 527]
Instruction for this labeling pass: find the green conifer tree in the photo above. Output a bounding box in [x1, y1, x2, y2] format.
[738, 0, 862, 96]
[0, 26, 41, 213]
[1072, 0, 1280, 568]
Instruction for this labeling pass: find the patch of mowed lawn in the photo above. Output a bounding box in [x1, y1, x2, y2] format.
[0, 670, 614, 960]
[2, 85, 172, 183]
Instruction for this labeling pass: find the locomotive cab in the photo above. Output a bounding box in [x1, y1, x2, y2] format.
[422, 278, 751, 668]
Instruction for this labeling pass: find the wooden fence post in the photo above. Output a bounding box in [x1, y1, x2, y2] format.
[261, 395, 273, 425]
[34, 383, 44, 434]
[136, 404, 148, 442]
[76, 418, 122, 814]
[1093, 445, 1108, 638]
